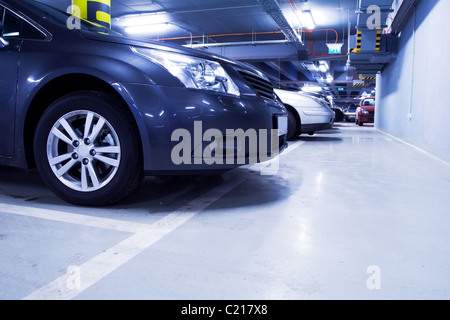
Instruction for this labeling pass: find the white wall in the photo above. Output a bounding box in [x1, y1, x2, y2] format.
[376, 0, 450, 162]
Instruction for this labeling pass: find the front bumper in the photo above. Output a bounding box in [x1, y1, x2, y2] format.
[345, 113, 356, 121]
[301, 122, 333, 133]
[359, 115, 374, 123]
[116, 83, 288, 174]
[299, 110, 335, 133]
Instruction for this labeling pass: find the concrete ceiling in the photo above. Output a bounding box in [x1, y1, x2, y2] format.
[37, 0, 400, 102]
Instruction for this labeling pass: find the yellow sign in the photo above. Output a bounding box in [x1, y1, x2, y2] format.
[72, 0, 111, 29]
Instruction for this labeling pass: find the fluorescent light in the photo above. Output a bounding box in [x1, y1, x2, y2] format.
[300, 10, 315, 30]
[319, 61, 328, 73]
[125, 23, 171, 35]
[326, 75, 333, 83]
[115, 12, 169, 27]
[116, 12, 174, 36]
[302, 85, 323, 93]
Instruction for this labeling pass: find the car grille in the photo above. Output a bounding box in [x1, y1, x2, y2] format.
[237, 69, 276, 101]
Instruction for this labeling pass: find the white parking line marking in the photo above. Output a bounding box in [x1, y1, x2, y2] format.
[248, 140, 305, 172]
[0, 203, 149, 233]
[22, 171, 249, 300]
[17, 140, 306, 300]
[284, 140, 306, 154]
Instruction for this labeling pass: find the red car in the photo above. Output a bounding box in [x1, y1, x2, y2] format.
[356, 97, 375, 126]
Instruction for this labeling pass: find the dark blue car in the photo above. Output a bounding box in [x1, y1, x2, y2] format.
[0, 0, 287, 206]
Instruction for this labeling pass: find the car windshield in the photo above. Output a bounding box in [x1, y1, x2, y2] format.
[362, 98, 375, 106]
[29, 0, 123, 36]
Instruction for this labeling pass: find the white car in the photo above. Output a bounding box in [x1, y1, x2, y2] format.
[274, 89, 335, 140]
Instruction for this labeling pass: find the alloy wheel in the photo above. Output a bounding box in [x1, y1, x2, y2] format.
[46, 110, 121, 192]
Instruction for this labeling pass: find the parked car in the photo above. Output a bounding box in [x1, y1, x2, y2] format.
[356, 97, 376, 126]
[0, 0, 287, 206]
[274, 88, 335, 140]
[344, 103, 358, 122]
[329, 100, 345, 122]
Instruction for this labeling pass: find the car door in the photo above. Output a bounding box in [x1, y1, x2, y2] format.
[0, 6, 21, 157]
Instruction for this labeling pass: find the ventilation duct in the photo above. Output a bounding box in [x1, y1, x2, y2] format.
[347, 0, 397, 75]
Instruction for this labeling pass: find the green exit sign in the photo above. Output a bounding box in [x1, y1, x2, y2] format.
[327, 43, 343, 54]
[329, 47, 341, 54]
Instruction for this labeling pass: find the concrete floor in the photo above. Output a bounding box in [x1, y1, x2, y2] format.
[1, 123, 450, 300]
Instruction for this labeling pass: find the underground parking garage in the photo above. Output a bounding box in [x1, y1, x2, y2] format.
[0, 0, 449, 304]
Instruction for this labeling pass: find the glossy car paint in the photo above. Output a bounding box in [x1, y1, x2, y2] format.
[274, 88, 335, 136]
[344, 104, 357, 122]
[0, 0, 287, 174]
[356, 97, 375, 125]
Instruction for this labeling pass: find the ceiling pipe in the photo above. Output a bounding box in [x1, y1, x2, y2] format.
[346, 9, 352, 69]
[168, 5, 261, 15]
[347, 0, 396, 75]
[388, 0, 417, 34]
[184, 39, 289, 49]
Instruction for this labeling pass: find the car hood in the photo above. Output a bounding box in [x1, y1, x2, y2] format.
[7, 0, 268, 79]
[360, 106, 375, 111]
[274, 89, 332, 110]
[79, 30, 259, 73]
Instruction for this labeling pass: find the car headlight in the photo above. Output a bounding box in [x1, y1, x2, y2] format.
[361, 109, 370, 114]
[131, 47, 240, 96]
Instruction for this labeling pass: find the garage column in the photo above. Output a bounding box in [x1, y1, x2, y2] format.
[72, 0, 111, 29]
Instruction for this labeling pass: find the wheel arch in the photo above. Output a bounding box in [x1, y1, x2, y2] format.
[284, 103, 302, 137]
[23, 73, 143, 168]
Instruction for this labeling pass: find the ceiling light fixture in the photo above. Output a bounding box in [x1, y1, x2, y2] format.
[302, 85, 323, 93]
[287, 0, 315, 30]
[115, 11, 176, 36]
[300, 10, 315, 30]
[115, 12, 169, 27]
[125, 23, 172, 35]
[319, 61, 329, 73]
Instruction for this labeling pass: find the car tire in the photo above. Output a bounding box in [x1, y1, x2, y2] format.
[334, 109, 344, 122]
[34, 91, 143, 206]
[286, 108, 299, 141]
